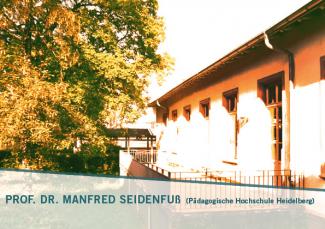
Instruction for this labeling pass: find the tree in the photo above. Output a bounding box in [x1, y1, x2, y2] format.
[0, 0, 172, 171]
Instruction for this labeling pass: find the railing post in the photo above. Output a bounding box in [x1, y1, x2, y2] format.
[258, 176, 260, 186]
[263, 170, 265, 186]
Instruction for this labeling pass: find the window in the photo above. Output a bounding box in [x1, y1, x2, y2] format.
[321, 55, 325, 79]
[222, 88, 238, 113]
[183, 105, 191, 121]
[171, 109, 177, 121]
[222, 88, 238, 159]
[199, 98, 210, 118]
[258, 73, 283, 106]
[259, 81, 282, 106]
[258, 72, 283, 162]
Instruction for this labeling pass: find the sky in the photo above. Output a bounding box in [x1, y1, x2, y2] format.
[148, 0, 311, 100]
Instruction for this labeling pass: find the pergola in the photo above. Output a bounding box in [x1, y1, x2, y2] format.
[104, 128, 156, 151]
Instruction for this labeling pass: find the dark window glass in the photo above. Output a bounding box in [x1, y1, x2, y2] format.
[171, 110, 177, 121]
[199, 98, 210, 118]
[183, 106, 191, 121]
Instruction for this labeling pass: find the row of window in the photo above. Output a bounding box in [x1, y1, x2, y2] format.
[163, 53, 325, 124]
[163, 71, 284, 124]
[167, 88, 238, 123]
[162, 72, 284, 161]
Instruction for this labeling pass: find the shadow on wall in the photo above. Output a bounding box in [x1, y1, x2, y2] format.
[304, 175, 325, 189]
[127, 160, 168, 180]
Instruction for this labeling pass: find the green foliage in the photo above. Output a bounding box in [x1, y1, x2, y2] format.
[0, 0, 171, 172]
[0, 144, 120, 175]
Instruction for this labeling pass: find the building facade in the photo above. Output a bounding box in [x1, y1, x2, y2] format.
[148, 0, 325, 188]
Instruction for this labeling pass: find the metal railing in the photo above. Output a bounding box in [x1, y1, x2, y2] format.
[128, 150, 157, 164]
[199, 170, 304, 189]
[124, 150, 305, 188]
[144, 164, 304, 189]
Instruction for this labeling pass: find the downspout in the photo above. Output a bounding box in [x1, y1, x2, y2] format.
[156, 100, 168, 125]
[155, 100, 168, 152]
[156, 100, 167, 110]
[264, 32, 295, 172]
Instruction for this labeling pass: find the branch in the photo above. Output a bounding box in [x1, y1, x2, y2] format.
[1, 8, 21, 30]
[0, 29, 23, 41]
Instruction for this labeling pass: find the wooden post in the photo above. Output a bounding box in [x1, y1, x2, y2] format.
[127, 137, 130, 153]
[147, 137, 149, 150]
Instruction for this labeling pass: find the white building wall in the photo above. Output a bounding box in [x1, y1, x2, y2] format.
[154, 28, 325, 188]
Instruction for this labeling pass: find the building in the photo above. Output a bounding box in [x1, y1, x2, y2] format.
[121, 0, 325, 189]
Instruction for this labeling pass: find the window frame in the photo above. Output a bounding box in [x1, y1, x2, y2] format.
[199, 98, 210, 118]
[222, 88, 238, 114]
[171, 109, 178, 122]
[222, 88, 239, 160]
[257, 72, 284, 105]
[183, 105, 191, 121]
[257, 72, 284, 162]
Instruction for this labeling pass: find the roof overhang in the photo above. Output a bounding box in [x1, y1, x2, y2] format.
[149, 0, 325, 107]
[104, 128, 155, 138]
